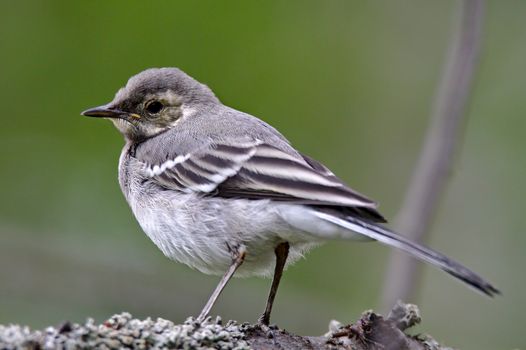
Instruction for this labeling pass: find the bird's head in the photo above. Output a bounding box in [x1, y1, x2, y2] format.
[82, 67, 218, 141]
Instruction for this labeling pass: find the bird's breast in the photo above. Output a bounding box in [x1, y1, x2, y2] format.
[115, 156, 319, 277]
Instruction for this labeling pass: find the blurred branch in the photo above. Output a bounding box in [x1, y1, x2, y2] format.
[382, 0, 486, 309]
[0, 302, 452, 350]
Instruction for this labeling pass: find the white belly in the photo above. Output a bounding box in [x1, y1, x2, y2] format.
[128, 190, 321, 277]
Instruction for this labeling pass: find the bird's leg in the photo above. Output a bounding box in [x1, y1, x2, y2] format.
[196, 245, 246, 322]
[258, 242, 290, 326]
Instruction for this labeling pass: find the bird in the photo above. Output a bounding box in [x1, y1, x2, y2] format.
[81, 67, 499, 325]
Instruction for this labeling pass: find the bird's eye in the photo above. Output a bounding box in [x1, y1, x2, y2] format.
[145, 100, 164, 114]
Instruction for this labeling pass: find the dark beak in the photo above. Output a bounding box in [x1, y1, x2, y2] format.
[81, 105, 126, 118]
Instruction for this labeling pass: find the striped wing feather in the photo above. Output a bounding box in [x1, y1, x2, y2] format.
[145, 141, 384, 220]
[152, 142, 258, 193]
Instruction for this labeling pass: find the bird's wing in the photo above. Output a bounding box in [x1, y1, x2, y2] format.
[140, 139, 381, 212]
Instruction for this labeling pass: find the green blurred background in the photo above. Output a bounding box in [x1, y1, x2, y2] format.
[0, 1, 524, 348]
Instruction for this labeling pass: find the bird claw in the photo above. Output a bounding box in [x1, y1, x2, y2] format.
[257, 319, 278, 338]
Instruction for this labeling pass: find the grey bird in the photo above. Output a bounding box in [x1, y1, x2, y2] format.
[82, 67, 499, 325]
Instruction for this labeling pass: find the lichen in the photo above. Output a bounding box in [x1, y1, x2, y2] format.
[0, 313, 250, 350]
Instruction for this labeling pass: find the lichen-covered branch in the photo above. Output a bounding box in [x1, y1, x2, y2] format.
[0, 302, 452, 350]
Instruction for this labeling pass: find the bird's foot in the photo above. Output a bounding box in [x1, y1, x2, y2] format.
[257, 317, 279, 338]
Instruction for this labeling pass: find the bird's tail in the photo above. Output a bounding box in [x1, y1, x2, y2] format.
[313, 210, 500, 296]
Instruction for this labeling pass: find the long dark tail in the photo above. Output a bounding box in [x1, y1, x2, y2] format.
[314, 211, 500, 296]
